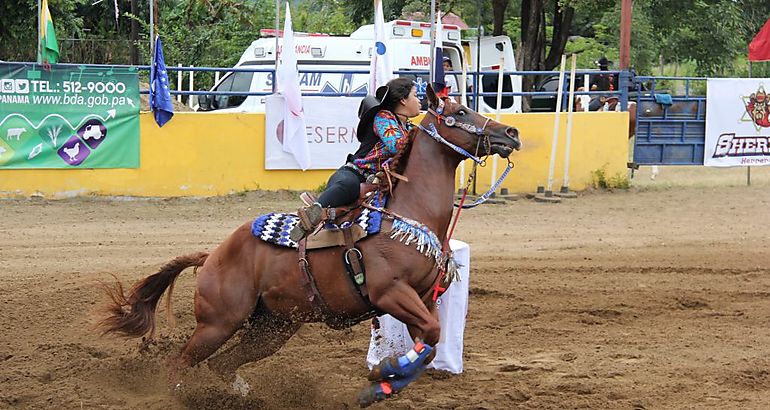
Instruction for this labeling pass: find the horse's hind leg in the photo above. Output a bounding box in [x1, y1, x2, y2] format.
[167, 235, 262, 385]
[207, 311, 301, 394]
[167, 295, 248, 384]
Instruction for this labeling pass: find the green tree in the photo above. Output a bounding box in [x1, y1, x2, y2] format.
[0, 0, 84, 62]
[293, 0, 356, 34]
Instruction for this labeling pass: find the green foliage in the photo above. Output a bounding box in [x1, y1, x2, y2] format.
[591, 165, 630, 190]
[503, 16, 521, 41]
[1, 0, 85, 62]
[644, 0, 755, 76]
[158, 0, 273, 67]
[293, 0, 356, 34]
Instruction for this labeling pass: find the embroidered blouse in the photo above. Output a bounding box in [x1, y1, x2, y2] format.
[353, 110, 413, 174]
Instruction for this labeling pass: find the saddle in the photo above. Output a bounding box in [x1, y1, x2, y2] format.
[295, 184, 389, 328]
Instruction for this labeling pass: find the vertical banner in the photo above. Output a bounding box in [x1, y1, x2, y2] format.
[0, 63, 140, 169]
[265, 95, 362, 169]
[705, 78, 770, 167]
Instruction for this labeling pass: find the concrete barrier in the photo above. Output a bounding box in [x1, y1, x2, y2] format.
[0, 111, 628, 198]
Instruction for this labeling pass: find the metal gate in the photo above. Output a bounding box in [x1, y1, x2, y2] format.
[632, 76, 707, 166]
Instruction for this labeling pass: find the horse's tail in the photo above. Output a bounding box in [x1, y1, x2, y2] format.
[100, 251, 209, 338]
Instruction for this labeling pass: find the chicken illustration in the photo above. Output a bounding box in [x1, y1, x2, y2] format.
[63, 143, 80, 162]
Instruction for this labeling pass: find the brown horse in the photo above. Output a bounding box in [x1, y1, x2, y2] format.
[100, 85, 521, 406]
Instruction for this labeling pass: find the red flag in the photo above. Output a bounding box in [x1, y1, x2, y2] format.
[749, 17, 770, 62]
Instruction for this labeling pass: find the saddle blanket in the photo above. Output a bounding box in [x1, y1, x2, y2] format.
[251, 195, 385, 249]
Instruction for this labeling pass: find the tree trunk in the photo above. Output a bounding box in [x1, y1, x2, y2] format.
[130, 0, 138, 65]
[520, 0, 546, 70]
[544, 2, 574, 70]
[153, 0, 159, 32]
[519, 0, 545, 110]
[491, 0, 509, 36]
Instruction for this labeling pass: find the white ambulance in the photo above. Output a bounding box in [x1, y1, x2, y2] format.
[196, 19, 521, 114]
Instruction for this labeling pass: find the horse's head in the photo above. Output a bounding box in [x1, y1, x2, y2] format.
[422, 84, 521, 160]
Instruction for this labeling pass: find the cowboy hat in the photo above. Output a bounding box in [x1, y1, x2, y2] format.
[356, 85, 389, 142]
[596, 56, 613, 67]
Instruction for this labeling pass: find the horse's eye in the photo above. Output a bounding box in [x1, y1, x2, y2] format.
[457, 110, 465, 116]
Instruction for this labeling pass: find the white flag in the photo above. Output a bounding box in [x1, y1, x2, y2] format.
[277, 3, 311, 170]
[368, 0, 394, 94]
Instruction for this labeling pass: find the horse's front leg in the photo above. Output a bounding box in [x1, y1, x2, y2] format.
[406, 301, 439, 365]
[358, 280, 440, 407]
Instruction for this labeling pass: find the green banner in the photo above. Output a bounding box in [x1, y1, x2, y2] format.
[0, 63, 139, 169]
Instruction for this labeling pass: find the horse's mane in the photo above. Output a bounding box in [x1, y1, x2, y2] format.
[376, 126, 418, 194]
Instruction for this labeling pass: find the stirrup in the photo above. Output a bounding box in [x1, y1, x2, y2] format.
[299, 192, 317, 206]
[290, 203, 325, 242]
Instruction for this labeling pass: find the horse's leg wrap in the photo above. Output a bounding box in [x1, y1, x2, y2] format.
[358, 367, 425, 408]
[367, 340, 433, 381]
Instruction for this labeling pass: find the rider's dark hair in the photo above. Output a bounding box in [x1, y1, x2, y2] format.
[378, 77, 415, 113]
[355, 77, 416, 144]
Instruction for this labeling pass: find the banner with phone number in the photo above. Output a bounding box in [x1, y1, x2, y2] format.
[0, 63, 139, 169]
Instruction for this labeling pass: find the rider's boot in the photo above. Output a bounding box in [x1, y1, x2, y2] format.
[289, 202, 327, 242]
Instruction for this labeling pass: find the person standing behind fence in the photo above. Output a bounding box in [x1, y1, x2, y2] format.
[589, 56, 616, 111]
[443, 57, 460, 104]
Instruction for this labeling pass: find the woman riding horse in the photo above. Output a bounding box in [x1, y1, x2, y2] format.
[100, 84, 521, 407]
[290, 77, 422, 242]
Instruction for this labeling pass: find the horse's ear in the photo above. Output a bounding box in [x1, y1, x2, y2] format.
[426, 83, 438, 109]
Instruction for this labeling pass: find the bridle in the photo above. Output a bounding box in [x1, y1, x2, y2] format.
[419, 98, 492, 165]
[417, 97, 514, 209]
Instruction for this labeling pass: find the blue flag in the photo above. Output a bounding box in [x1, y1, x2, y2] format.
[150, 36, 174, 127]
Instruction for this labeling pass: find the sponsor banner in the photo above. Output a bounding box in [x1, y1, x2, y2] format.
[705, 78, 770, 167]
[0, 63, 139, 169]
[265, 95, 363, 169]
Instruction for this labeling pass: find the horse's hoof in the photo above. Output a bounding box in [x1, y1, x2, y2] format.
[367, 357, 396, 381]
[366, 364, 383, 382]
[357, 381, 391, 408]
[232, 374, 251, 397]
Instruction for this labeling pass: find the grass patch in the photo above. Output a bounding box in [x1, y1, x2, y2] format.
[591, 165, 630, 190]
[312, 182, 327, 194]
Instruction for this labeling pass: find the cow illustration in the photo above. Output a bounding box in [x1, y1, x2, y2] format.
[6, 128, 26, 141]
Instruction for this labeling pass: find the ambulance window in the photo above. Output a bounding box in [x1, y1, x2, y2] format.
[481, 74, 513, 109]
[214, 71, 254, 108]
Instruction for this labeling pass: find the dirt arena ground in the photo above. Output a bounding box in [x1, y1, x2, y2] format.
[2, 166, 770, 409]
